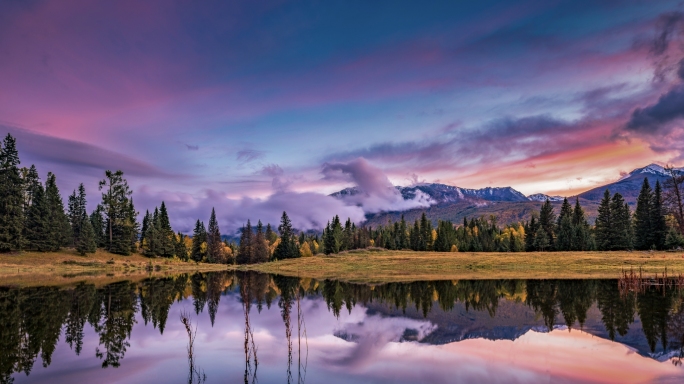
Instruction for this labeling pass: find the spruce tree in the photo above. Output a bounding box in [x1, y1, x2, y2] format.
[651, 181, 667, 250]
[143, 209, 159, 257]
[252, 220, 270, 263]
[538, 199, 556, 250]
[158, 202, 175, 257]
[534, 226, 550, 251]
[190, 220, 206, 262]
[140, 210, 150, 251]
[273, 211, 299, 260]
[99, 170, 137, 255]
[556, 198, 573, 251]
[175, 232, 189, 261]
[237, 220, 253, 264]
[21, 164, 40, 213]
[610, 193, 632, 250]
[571, 198, 591, 251]
[634, 178, 653, 250]
[24, 183, 50, 251]
[265, 223, 277, 245]
[90, 205, 106, 248]
[207, 208, 222, 263]
[76, 216, 97, 255]
[323, 221, 335, 255]
[0, 133, 25, 252]
[595, 190, 613, 251]
[68, 184, 88, 248]
[45, 172, 70, 251]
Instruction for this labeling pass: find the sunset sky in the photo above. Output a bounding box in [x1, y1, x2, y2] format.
[2, 0, 683, 232]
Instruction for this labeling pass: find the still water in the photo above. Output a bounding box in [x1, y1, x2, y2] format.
[2, 272, 684, 383]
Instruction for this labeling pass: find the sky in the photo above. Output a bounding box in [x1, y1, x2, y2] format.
[2, 0, 684, 233]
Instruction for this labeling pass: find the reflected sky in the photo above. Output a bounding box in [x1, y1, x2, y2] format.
[5, 274, 684, 383]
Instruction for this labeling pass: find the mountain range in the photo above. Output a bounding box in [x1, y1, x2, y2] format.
[332, 163, 683, 226]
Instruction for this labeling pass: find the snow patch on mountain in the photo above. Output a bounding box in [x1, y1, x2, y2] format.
[527, 193, 564, 202]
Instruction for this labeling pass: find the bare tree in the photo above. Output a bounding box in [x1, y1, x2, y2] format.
[664, 165, 684, 234]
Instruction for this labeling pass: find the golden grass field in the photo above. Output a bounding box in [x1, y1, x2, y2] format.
[0, 249, 228, 287]
[241, 249, 684, 283]
[4, 249, 684, 286]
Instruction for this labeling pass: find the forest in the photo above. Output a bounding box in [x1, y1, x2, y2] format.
[2, 132, 684, 266]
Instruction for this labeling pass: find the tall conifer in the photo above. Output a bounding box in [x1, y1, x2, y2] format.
[651, 181, 667, 250]
[207, 208, 222, 263]
[595, 190, 613, 251]
[634, 178, 653, 250]
[0, 134, 25, 251]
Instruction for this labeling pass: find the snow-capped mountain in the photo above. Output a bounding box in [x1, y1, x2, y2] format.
[617, 163, 680, 181]
[527, 193, 565, 202]
[331, 183, 529, 205]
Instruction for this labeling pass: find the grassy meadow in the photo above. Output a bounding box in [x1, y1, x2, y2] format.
[241, 249, 684, 283]
[0, 249, 228, 287]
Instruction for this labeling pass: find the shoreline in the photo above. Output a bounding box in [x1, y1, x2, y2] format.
[239, 250, 684, 283]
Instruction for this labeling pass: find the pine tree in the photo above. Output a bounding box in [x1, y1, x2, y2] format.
[157, 202, 175, 257]
[265, 223, 277, 245]
[273, 211, 299, 260]
[538, 199, 556, 250]
[0, 133, 25, 252]
[595, 190, 613, 251]
[634, 178, 654, 250]
[651, 181, 667, 250]
[323, 221, 335, 255]
[237, 220, 253, 264]
[24, 183, 50, 251]
[45, 172, 70, 251]
[76, 216, 97, 255]
[571, 198, 591, 251]
[90, 205, 106, 248]
[556, 198, 573, 251]
[190, 220, 207, 262]
[610, 193, 632, 250]
[143, 209, 160, 257]
[252, 220, 270, 263]
[99, 170, 137, 255]
[207, 208, 223, 263]
[21, 164, 40, 214]
[68, 184, 88, 248]
[140, 210, 150, 251]
[175, 232, 189, 261]
[534, 226, 550, 251]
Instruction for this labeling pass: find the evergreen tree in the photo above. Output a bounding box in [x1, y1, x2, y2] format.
[68, 184, 88, 248]
[175, 233, 189, 261]
[398, 215, 408, 249]
[265, 223, 277, 245]
[525, 216, 539, 251]
[237, 220, 253, 264]
[651, 181, 667, 250]
[610, 193, 632, 250]
[556, 198, 573, 251]
[90, 205, 107, 248]
[323, 221, 335, 255]
[0, 133, 24, 252]
[634, 178, 654, 250]
[142, 208, 160, 257]
[273, 211, 299, 260]
[76, 216, 97, 255]
[595, 190, 613, 251]
[45, 172, 70, 251]
[190, 220, 207, 262]
[206, 208, 223, 263]
[252, 220, 270, 263]
[571, 198, 592, 251]
[21, 164, 40, 214]
[538, 199, 556, 250]
[24, 183, 50, 251]
[534, 226, 550, 251]
[99, 170, 137, 255]
[140, 210, 150, 251]
[157, 202, 175, 257]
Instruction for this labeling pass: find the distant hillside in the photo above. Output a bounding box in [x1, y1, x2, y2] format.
[331, 163, 681, 227]
[578, 164, 682, 203]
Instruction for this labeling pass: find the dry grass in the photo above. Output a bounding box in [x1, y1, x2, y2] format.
[241, 249, 684, 283]
[0, 249, 228, 287]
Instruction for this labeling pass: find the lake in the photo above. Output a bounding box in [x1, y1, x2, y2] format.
[2, 271, 684, 383]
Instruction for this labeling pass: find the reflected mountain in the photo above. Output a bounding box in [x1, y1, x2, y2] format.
[2, 272, 684, 383]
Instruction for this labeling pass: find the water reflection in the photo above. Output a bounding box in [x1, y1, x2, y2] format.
[2, 272, 684, 383]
